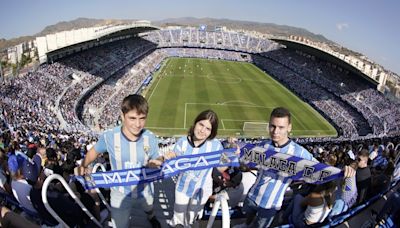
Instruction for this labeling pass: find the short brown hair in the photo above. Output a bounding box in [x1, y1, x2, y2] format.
[270, 107, 291, 124]
[358, 149, 369, 157]
[121, 94, 149, 115]
[326, 154, 338, 166]
[188, 110, 219, 140]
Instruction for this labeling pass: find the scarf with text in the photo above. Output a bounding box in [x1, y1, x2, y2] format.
[76, 143, 344, 189]
[240, 143, 343, 184]
[76, 148, 239, 189]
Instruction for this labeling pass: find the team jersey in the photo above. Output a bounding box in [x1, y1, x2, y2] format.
[94, 126, 160, 197]
[248, 139, 314, 209]
[174, 136, 223, 198]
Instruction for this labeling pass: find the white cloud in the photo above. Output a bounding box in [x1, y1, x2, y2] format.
[336, 23, 349, 31]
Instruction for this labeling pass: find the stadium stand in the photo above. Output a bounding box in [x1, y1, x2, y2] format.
[0, 26, 399, 227]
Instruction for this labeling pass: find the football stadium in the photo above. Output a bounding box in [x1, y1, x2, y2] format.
[1, 18, 400, 228]
[145, 57, 337, 137]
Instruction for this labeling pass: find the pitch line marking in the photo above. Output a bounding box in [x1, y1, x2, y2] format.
[185, 102, 273, 109]
[147, 127, 186, 130]
[206, 74, 242, 84]
[221, 120, 226, 130]
[221, 119, 268, 122]
[169, 73, 273, 84]
[221, 100, 260, 106]
[291, 130, 330, 132]
[184, 103, 188, 129]
[148, 60, 170, 101]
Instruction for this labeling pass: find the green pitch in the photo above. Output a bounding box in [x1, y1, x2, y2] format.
[145, 57, 337, 138]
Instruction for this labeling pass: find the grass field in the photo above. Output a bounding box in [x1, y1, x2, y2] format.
[145, 57, 337, 138]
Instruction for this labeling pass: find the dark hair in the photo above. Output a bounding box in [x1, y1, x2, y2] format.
[121, 94, 149, 115]
[0, 149, 6, 163]
[26, 148, 37, 159]
[326, 153, 337, 166]
[70, 148, 82, 161]
[62, 162, 76, 176]
[270, 107, 291, 124]
[312, 181, 337, 208]
[10, 141, 20, 154]
[46, 148, 57, 161]
[358, 149, 369, 157]
[188, 110, 219, 140]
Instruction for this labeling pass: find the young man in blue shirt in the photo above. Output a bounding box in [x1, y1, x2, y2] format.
[236, 107, 355, 228]
[79, 94, 163, 228]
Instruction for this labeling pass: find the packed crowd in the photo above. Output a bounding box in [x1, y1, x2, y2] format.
[143, 29, 281, 54]
[252, 55, 364, 138]
[0, 28, 400, 227]
[94, 49, 168, 129]
[259, 49, 400, 137]
[59, 37, 158, 131]
[79, 46, 254, 130]
[0, 115, 101, 227]
[2, 29, 397, 140]
[144, 29, 400, 138]
[164, 48, 251, 62]
[0, 62, 74, 135]
[1, 101, 399, 227]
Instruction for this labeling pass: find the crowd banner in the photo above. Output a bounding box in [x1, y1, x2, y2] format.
[239, 143, 344, 184]
[76, 148, 239, 190]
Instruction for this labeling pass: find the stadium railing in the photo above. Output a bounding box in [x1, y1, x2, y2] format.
[42, 174, 102, 228]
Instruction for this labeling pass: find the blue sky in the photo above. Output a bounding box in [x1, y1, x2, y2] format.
[1, 0, 399, 74]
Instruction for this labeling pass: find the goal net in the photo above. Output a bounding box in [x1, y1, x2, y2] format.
[243, 122, 269, 132]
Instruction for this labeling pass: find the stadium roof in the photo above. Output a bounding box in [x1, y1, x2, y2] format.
[37, 22, 160, 63]
[271, 38, 379, 86]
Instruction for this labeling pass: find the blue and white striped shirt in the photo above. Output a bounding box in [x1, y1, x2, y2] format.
[94, 126, 160, 198]
[248, 139, 314, 209]
[174, 136, 223, 198]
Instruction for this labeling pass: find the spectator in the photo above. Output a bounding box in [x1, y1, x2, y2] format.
[356, 149, 371, 205]
[167, 110, 225, 227]
[289, 181, 337, 227]
[11, 155, 38, 215]
[0, 149, 11, 194]
[79, 94, 162, 228]
[29, 154, 95, 227]
[44, 148, 62, 175]
[210, 165, 243, 208]
[236, 107, 355, 228]
[0, 205, 39, 228]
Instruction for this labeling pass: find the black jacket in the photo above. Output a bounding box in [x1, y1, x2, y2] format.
[212, 166, 242, 193]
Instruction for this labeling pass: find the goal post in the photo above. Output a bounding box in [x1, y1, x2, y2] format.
[242, 122, 269, 132]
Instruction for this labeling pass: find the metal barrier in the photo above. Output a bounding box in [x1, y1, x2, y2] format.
[206, 191, 230, 228]
[41, 174, 102, 228]
[92, 163, 112, 211]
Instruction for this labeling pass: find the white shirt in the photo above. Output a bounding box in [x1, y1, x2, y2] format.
[11, 179, 37, 213]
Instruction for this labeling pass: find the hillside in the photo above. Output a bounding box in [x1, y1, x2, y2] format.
[0, 17, 136, 51]
[1, 17, 331, 49]
[36, 17, 138, 36]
